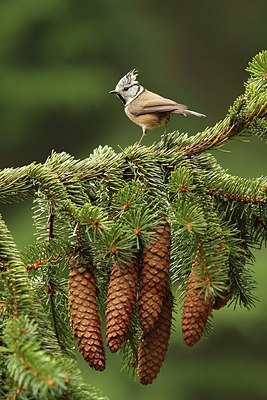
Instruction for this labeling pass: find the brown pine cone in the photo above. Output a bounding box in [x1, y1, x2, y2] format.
[138, 286, 173, 385]
[182, 269, 213, 347]
[139, 222, 171, 332]
[68, 264, 106, 371]
[106, 259, 138, 353]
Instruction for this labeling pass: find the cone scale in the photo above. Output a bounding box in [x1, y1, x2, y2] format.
[182, 269, 213, 347]
[68, 264, 106, 371]
[106, 259, 138, 353]
[138, 222, 171, 332]
[138, 286, 173, 385]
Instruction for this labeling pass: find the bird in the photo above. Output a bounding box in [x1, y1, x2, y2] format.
[109, 69, 206, 144]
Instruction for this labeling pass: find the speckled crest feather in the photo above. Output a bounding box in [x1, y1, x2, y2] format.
[115, 69, 139, 90]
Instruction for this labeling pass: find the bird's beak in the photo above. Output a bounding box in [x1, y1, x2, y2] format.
[109, 90, 117, 94]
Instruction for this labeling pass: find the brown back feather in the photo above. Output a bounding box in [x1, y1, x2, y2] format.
[127, 89, 188, 116]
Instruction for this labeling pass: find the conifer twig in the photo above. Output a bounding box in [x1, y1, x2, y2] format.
[0, 51, 266, 394]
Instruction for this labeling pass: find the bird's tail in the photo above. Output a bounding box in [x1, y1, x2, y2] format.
[182, 109, 206, 117]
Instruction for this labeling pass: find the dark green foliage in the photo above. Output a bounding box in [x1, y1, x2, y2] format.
[1, 316, 108, 400]
[0, 51, 266, 396]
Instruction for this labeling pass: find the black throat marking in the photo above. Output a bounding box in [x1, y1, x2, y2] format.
[117, 93, 126, 105]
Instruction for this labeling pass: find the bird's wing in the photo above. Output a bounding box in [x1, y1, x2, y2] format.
[128, 90, 187, 116]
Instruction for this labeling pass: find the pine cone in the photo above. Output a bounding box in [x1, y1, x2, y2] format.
[68, 264, 106, 371]
[139, 222, 171, 332]
[182, 269, 213, 347]
[138, 286, 173, 385]
[106, 259, 138, 353]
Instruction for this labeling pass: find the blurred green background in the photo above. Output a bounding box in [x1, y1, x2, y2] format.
[1, 1, 267, 399]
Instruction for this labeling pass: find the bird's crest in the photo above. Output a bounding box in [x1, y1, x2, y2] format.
[116, 69, 139, 89]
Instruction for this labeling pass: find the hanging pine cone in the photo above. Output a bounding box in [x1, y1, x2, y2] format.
[68, 264, 106, 371]
[138, 286, 173, 385]
[106, 259, 138, 353]
[139, 221, 171, 332]
[182, 269, 213, 347]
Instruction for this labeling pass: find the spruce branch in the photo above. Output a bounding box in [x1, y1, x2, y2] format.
[2, 316, 70, 399]
[180, 51, 267, 155]
[181, 92, 266, 157]
[195, 153, 267, 204]
[28, 163, 70, 204]
[0, 51, 266, 393]
[1, 316, 107, 400]
[0, 166, 33, 204]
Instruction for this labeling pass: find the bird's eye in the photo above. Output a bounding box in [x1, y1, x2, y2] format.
[123, 87, 129, 91]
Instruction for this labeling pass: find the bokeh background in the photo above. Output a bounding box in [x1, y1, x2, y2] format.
[1, 1, 267, 399]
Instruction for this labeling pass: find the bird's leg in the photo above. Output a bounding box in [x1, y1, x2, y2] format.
[162, 123, 169, 147]
[136, 127, 147, 145]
